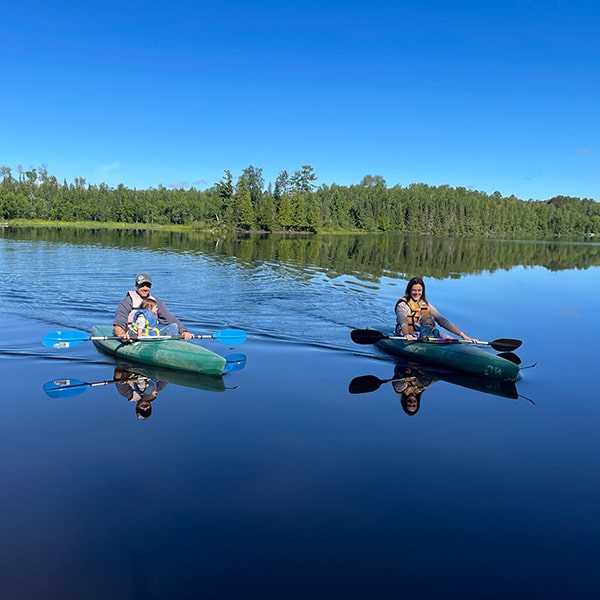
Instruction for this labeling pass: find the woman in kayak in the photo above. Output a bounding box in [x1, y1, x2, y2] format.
[395, 276, 478, 342]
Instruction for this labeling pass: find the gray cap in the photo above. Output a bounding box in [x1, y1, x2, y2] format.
[135, 273, 152, 286]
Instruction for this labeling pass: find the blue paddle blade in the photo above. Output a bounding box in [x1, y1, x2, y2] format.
[212, 329, 247, 345]
[42, 330, 91, 348]
[223, 353, 247, 372]
[43, 378, 89, 398]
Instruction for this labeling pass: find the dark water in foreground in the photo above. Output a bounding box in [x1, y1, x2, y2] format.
[1, 228, 600, 599]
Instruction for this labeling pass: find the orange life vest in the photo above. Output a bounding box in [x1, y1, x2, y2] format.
[395, 296, 430, 333]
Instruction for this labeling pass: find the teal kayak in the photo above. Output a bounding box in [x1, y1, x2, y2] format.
[91, 325, 227, 376]
[375, 334, 520, 381]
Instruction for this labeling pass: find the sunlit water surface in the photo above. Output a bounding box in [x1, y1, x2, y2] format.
[1, 229, 599, 599]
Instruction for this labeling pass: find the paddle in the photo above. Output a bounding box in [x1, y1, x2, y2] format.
[223, 353, 247, 372]
[43, 328, 247, 349]
[43, 377, 124, 399]
[497, 352, 521, 365]
[348, 374, 399, 394]
[350, 328, 522, 352]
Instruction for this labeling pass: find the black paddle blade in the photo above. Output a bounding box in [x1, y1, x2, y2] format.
[348, 375, 385, 394]
[497, 352, 521, 365]
[489, 338, 522, 352]
[350, 329, 386, 345]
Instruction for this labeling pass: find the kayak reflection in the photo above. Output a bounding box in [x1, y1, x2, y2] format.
[43, 353, 246, 419]
[349, 358, 519, 416]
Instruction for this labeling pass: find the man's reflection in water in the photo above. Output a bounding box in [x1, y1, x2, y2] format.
[113, 367, 168, 420]
[390, 364, 434, 416]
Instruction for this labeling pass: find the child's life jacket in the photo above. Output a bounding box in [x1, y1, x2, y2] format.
[415, 314, 440, 340]
[418, 323, 440, 339]
[127, 309, 160, 336]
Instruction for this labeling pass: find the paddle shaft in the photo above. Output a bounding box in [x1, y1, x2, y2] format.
[350, 329, 522, 352]
[43, 328, 247, 348]
[43, 377, 127, 398]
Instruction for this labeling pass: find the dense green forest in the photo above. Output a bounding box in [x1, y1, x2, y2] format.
[1, 164, 598, 236]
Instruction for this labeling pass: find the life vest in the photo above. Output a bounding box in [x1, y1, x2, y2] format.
[392, 374, 427, 397]
[395, 296, 430, 333]
[403, 379, 426, 397]
[127, 289, 156, 309]
[127, 309, 160, 336]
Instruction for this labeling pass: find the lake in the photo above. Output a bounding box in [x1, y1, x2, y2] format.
[1, 228, 599, 599]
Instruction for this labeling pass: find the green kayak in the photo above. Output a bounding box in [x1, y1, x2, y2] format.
[91, 325, 227, 376]
[375, 333, 520, 381]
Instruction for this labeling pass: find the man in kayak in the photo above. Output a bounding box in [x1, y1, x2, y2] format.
[395, 276, 478, 342]
[113, 273, 194, 343]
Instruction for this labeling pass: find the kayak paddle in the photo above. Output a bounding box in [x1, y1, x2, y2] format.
[350, 328, 522, 352]
[43, 377, 123, 399]
[348, 374, 402, 394]
[497, 352, 521, 365]
[43, 328, 247, 349]
[223, 353, 247, 372]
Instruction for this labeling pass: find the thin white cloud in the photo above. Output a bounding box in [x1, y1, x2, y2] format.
[574, 148, 595, 155]
[96, 162, 121, 176]
[168, 181, 188, 189]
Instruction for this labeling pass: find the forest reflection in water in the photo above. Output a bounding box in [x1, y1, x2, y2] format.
[3, 226, 600, 281]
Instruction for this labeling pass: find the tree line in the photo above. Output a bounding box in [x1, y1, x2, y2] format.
[1, 164, 599, 236]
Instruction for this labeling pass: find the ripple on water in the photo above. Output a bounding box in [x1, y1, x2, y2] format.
[1, 237, 391, 353]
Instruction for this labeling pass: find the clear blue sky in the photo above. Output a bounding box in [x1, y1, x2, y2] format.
[1, 0, 598, 201]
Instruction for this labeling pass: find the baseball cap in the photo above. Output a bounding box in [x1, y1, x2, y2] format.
[135, 273, 152, 286]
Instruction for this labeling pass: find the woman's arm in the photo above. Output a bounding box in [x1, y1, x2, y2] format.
[395, 302, 412, 337]
[428, 304, 476, 341]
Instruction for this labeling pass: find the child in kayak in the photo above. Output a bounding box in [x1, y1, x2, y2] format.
[128, 298, 161, 337]
[415, 313, 440, 340]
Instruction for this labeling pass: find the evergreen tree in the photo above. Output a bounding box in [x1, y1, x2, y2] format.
[235, 175, 256, 230]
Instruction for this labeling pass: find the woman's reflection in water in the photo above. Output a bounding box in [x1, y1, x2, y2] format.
[391, 365, 434, 416]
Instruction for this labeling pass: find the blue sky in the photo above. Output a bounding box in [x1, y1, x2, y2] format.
[1, 0, 598, 201]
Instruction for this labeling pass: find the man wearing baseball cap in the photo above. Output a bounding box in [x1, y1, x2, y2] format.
[113, 273, 194, 343]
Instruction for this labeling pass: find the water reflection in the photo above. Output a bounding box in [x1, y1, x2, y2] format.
[113, 367, 166, 420]
[349, 358, 520, 416]
[43, 355, 246, 418]
[4, 227, 600, 279]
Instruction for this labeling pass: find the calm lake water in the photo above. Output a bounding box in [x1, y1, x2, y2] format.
[1, 228, 599, 599]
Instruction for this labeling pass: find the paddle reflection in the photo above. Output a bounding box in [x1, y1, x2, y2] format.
[348, 358, 520, 416]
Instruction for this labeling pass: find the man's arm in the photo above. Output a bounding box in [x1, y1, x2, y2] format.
[113, 296, 133, 339]
[155, 298, 186, 333]
[155, 298, 194, 340]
